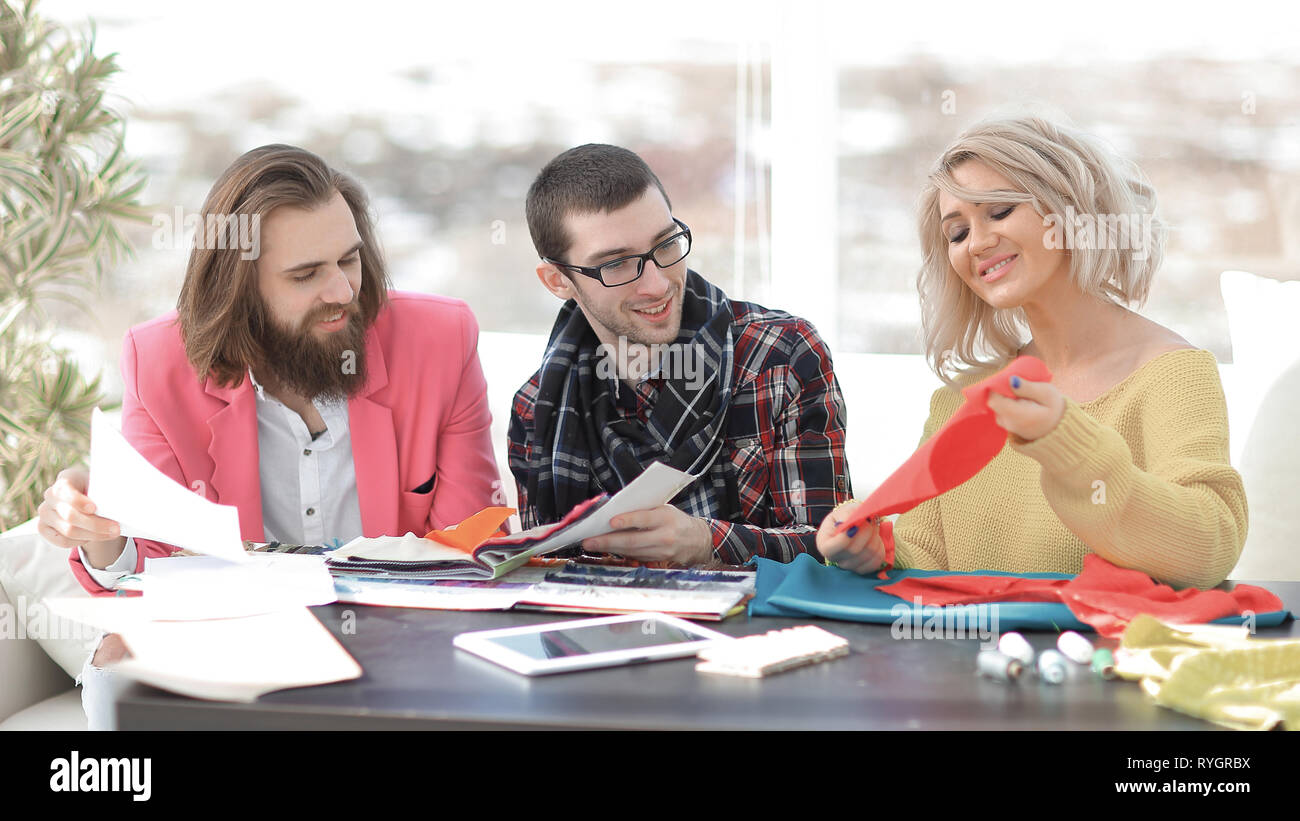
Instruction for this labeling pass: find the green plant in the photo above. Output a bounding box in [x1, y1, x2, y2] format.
[0, 0, 147, 530]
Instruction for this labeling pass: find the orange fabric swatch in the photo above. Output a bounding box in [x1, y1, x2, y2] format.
[423, 506, 516, 553]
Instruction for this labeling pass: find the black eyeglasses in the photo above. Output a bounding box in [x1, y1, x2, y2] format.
[543, 218, 692, 287]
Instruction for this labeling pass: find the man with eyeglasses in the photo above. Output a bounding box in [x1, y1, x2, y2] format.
[509, 144, 853, 566]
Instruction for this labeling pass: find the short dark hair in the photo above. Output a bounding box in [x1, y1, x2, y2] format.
[525, 144, 672, 263]
[176, 144, 390, 388]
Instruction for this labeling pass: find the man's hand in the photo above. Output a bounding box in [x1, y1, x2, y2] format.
[36, 467, 127, 567]
[986, 376, 1066, 442]
[581, 505, 715, 565]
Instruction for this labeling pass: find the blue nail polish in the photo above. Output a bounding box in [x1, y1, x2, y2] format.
[847, 526, 860, 538]
[1010, 375, 1021, 389]
[832, 518, 841, 527]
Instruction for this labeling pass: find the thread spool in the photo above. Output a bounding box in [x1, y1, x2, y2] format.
[977, 649, 1024, 682]
[997, 632, 1035, 667]
[1036, 649, 1067, 684]
[1056, 631, 1094, 664]
[1091, 647, 1117, 679]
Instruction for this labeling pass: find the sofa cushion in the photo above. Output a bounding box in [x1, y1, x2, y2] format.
[1219, 270, 1300, 581]
[0, 689, 85, 731]
[0, 519, 101, 677]
[0, 566, 78, 724]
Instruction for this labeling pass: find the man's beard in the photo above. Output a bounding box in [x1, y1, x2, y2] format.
[255, 302, 368, 401]
[574, 280, 683, 347]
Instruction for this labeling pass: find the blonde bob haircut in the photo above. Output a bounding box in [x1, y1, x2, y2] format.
[916, 115, 1166, 385]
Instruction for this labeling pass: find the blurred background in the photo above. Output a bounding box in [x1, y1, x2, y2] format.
[4, 0, 1297, 528]
[38, 0, 1300, 373]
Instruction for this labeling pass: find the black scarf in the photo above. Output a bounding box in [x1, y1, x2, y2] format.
[525, 271, 738, 524]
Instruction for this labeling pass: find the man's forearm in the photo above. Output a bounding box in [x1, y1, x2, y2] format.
[706, 519, 822, 565]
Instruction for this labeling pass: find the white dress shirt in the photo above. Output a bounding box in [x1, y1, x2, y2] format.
[81, 371, 364, 587]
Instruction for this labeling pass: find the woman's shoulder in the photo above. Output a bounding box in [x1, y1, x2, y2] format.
[1131, 319, 1197, 362]
[1114, 319, 1216, 388]
[1119, 347, 1221, 396]
[1091, 346, 1223, 425]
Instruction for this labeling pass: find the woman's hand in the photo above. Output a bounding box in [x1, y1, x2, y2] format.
[816, 500, 886, 574]
[986, 376, 1066, 442]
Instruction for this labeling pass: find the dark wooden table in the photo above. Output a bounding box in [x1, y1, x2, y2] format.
[114, 581, 1299, 730]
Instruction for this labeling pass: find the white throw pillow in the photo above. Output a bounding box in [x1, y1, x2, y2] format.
[0, 519, 101, 677]
[1219, 270, 1300, 454]
[1234, 358, 1300, 581]
[1219, 271, 1300, 581]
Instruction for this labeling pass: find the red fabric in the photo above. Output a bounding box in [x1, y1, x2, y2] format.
[1058, 555, 1283, 637]
[835, 357, 1052, 544]
[879, 574, 1067, 605]
[878, 554, 1284, 637]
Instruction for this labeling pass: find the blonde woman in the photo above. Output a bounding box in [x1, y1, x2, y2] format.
[818, 116, 1246, 589]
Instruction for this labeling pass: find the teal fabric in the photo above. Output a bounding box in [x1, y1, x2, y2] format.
[750, 554, 1291, 633]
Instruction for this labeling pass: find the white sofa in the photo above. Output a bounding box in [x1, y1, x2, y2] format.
[0, 593, 86, 730]
[0, 519, 92, 730]
[5, 271, 1296, 730]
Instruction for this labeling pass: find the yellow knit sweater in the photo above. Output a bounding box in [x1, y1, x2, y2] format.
[892, 349, 1248, 589]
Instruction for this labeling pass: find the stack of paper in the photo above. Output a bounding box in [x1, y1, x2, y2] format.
[49, 595, 360, 703]
[53, 411, 360, 701]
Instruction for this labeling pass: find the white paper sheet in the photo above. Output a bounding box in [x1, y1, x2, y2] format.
[46, 596, 164, 634]
[46, 598, 362, 702]
[481, 461, 698, 561]
[140, 553, 337, 616]
[111, 608, 361, 702]
[86, 408, 247, 562]
[555, 460, 697, 540]
[47, 551, 337, 623]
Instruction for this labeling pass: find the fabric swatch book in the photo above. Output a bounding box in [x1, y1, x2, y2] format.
[324, 462, 697, 580]
[328, 562, 755, 621]
[514, 563, 756, 621]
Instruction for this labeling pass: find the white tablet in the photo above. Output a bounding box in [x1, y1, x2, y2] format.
[453, 612, 732, 676]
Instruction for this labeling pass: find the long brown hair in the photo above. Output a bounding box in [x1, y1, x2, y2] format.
[176, 145, 390, 387]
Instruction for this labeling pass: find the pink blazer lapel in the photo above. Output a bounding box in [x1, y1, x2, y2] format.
[349, 330, 399, 536]
[204, 378, 265, 540]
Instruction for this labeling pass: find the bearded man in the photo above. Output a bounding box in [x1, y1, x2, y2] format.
[39, 144, 501, 596]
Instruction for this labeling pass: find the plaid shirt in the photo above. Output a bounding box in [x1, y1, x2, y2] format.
[508, 299, 853, 564]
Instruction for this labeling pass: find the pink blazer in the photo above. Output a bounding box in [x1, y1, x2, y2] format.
[70, 291, 501, 594]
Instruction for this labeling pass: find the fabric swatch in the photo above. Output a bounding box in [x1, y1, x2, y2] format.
[423, 506, 515, 553]
[878, 554, 1287, 637]
[835, 356, 1052, 566]
[748, 554, 1291, 635]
